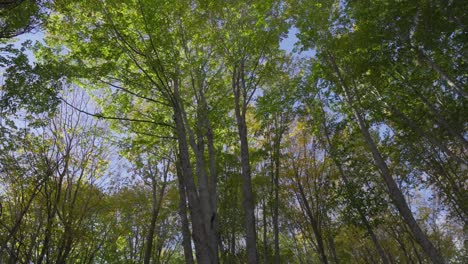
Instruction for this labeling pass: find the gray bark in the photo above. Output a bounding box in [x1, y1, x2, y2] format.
[263, 199, 268, 264]
[273, 121, 282, 264]
[176, 161, 195, 264]
[232, 63, 258, 264]
[173, 76, 211, 264]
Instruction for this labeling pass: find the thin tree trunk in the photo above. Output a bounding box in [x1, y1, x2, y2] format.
[56, 229, 73, 264]
[326, 52, 445, 264]
[232, 63, 258, 264]
[176, 161, 194, 264]
[263, 198, 268, 264]
[391, 225, 415, 264]
[324, 218, 339, 264]
[295, 177, 329, 264]
[144, 166, 168, 264]
[38, 169, 66, 264]
[273, 123, 282, 264]
[319, 101, 390, 264]
[414, 47, 467, 98]
[144, 184, 159, 264]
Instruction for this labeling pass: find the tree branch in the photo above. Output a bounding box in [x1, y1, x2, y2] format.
[59, 96, 174, 129]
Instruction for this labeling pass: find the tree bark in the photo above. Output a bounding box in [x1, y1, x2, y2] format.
[176, 161, 195, 264]
[273, 121, 282, 264]
[192, 101, 219, 263]
[232, 63, 258, 264]
[263, 198, 268, 264]
[201, 91, 220, 264]
[173, 76, 211, 264]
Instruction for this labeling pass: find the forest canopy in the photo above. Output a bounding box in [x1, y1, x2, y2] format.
[0, 0, 466, 263]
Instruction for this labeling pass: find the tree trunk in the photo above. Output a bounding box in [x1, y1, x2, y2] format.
[56, 228, 73, 264]
[414, 47, 467, 98]
[193, 103, 218, 263]
[326, 52, 445, 264]
[202, 91, 220, 264]
[319, 101, 390, 264]
[232, 63, 258, 264]
[295, 177, 329, 264]
[173, 75, 211, 264]
[273, 123, 282, 264]
[176, 161, 194, 264]
[263, 199, 268, 264]
[144, 168, 167, 264]
[182, 74, 219, 263]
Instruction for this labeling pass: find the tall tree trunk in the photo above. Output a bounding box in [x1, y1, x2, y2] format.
[327, 231, 339, 264]
[38, 170, 66, 264]
[201, 91, 220, 264]
[263, 198, 268, 264]
[144, 183, 159, 264]
[319, 101, 390, 264]
[273, 127, 282, 264]
[191, 100, 219, 263]
[181, 32, 219, 263]
[56, 228, 73, 264]
[232, 63, 258, 264]
[173, 76, 211, 264]
[327, 52, 445, 264]
[144, 168, 167, 264]
[176, 161, 194, 264]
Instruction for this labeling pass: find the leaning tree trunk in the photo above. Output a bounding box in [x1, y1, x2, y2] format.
[319, 102, 390, 264]
[326, 52, 445, 264]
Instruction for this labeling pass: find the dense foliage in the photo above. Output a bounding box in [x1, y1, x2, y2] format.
[0, 0, 466, 263]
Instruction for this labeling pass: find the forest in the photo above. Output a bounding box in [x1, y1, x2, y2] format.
[0, 0, 466, 263]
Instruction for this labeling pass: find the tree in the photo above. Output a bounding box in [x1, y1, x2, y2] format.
[0, 0, 464, 263]
[0, 0, 45, 39]
[0, 89, 109, 263]
[208, 2, 289, 262]
[291, 0, 466, 262]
